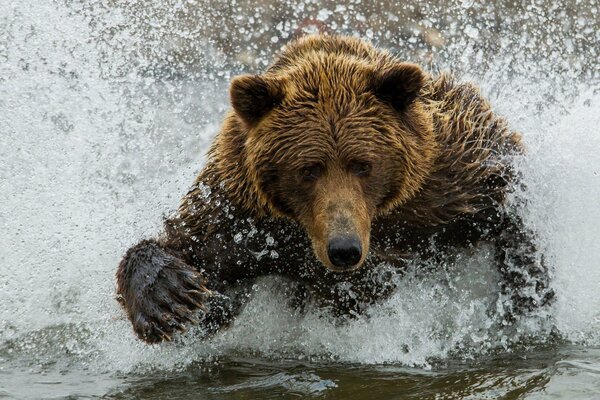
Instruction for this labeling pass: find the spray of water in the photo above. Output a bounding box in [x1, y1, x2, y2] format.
[1, 0, 599, 377]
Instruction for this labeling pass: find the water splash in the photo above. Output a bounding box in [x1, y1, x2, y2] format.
[1, 0, 599, 383]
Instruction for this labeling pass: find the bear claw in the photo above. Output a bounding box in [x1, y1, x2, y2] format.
[116, 241, 214, 343]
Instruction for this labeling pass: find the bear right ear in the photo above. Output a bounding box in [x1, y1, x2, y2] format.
[230, 74, 284, 126]
[371, 63, 425, 112]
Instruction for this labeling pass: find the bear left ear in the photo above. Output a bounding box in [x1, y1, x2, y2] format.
[230, 74, 284, 126]
[371, 63, 425, 111]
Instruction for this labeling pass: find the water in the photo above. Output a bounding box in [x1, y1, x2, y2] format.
[1, 0, 599, 398]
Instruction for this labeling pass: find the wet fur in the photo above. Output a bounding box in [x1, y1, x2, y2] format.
[116, 35, 554, 343]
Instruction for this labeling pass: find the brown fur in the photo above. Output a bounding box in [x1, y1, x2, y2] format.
[116, 35, 553, 343]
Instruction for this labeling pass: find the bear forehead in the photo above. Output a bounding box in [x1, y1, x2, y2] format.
[273, 53, 379, 100]
[260, 56, 394, 135]
[248, 62, 410, 166]
[250, 100, 401, 168]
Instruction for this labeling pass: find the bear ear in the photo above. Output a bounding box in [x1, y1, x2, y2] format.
[230, 74, 284, 126]
[371, 63, 425, 111]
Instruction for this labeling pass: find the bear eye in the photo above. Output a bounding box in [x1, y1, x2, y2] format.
[299, 165, 322, 181]
[349, 161, 371, 177]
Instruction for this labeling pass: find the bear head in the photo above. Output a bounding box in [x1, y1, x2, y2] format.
[226, 35, 438, 272]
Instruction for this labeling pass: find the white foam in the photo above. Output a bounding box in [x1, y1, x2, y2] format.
[519, 90, 600, 344]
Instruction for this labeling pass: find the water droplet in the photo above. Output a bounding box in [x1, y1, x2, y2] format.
[465, 25, 480, 39]
[234, 232, 243, 244]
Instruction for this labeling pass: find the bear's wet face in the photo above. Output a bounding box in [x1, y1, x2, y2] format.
[230, 55, 437, 271]
[281, 156, 377, 272]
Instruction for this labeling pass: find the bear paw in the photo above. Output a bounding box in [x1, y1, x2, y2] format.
[116, 240, 213, 343]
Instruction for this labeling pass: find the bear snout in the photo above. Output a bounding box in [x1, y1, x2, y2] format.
[307, 213, 371, 272]
[327, 235, 362, 270]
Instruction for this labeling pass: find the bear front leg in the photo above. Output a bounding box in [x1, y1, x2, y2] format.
[116, 239, 222, 343]
[494, 213, 555, 323]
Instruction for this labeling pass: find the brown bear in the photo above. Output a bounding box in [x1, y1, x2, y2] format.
[116, 35, 554, 343]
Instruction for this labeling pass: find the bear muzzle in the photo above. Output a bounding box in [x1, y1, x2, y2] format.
[303, 174, 372, 272]
[311, 210, 371, 272]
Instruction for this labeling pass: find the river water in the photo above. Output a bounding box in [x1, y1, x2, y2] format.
[1, 1, 599, 399]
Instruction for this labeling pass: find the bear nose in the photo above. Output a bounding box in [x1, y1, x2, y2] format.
[327, 235, 362, 269]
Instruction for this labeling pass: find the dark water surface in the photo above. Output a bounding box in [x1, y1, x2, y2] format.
[106, 347, 600, 400]
[3, 342, 600, 399]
